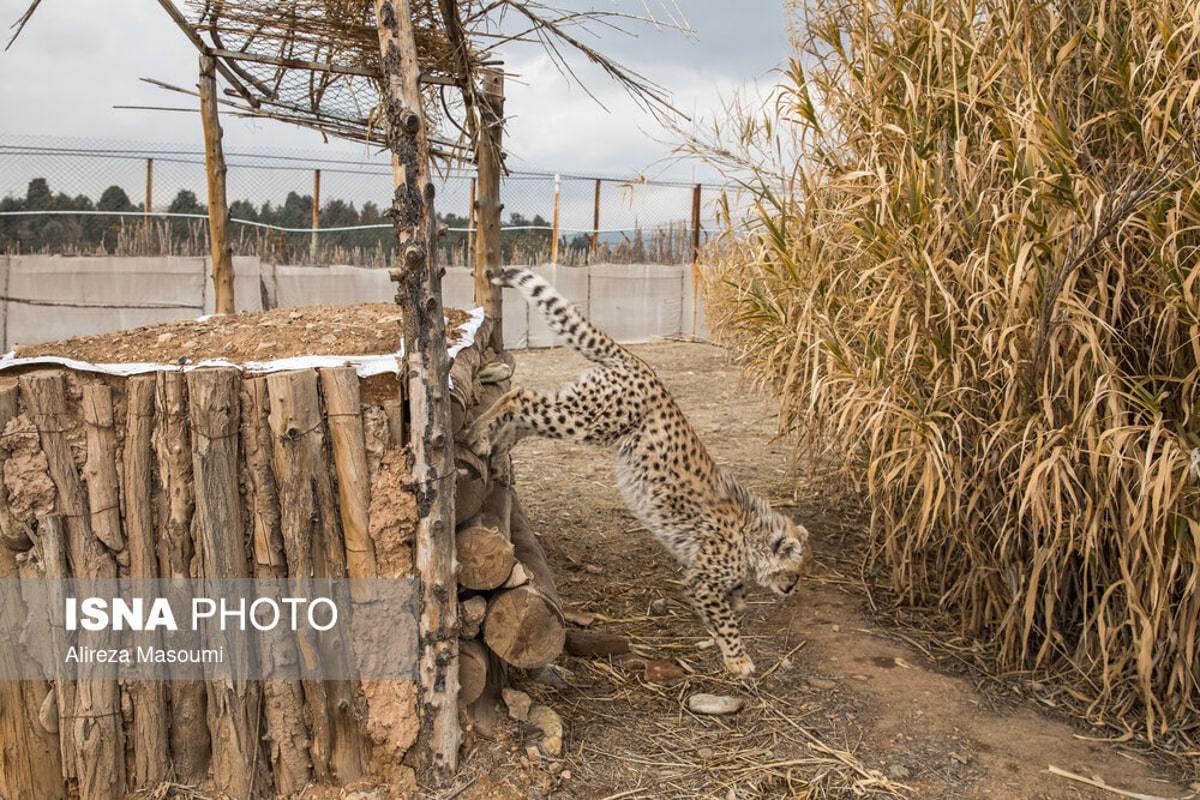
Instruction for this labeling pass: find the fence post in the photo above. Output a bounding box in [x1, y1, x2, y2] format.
[311, 168, 321, 264]
[591, 178, 601, 256]
[199, 53, 235, 315]
[690, 183, 702, 338]
[549, 174, 560, 264]
[474, 68, 504, 350]
[144, 158, 153, 247]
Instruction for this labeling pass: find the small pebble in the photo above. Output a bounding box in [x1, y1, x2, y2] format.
[807, 677, 837, 690]
[560, 770, 571, 781]
[288, 311, 303, 319]
[156, 332, 174, 343]
[888, 764, 911, 779]
[647, 598, 669, 616]
[686, 693, 743, 715]
[502, 688, 531, 722]
[583, 563, 603, 575]
[319, 334, 337, 345]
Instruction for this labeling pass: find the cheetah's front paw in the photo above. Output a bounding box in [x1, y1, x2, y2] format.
[723, 653, 756, 677]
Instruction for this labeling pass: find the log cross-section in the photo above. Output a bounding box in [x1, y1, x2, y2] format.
[374, 0, 462, 778]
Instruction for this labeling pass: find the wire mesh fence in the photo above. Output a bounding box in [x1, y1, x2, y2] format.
[0, 134, 735, 267]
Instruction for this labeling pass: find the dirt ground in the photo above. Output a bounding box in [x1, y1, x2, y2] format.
[459, 341, 1195, 800]
[13, 305, 470, 363]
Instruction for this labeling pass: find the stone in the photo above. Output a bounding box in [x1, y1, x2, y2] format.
[502, 688, 531, 722]
[563, 609, 595, 627]
[647, 598, 669, 616]
[807, 677, 837, 690]
[888, 764, 911, 779]
[686, 693, 743, 715]
[642, 659, 685, 682]
[528, 705, 563, 756]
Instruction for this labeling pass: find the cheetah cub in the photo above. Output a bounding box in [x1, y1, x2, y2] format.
[461, 268, 810, 676]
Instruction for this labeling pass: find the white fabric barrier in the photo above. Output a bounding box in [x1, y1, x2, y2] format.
[0, 256, 710, 350]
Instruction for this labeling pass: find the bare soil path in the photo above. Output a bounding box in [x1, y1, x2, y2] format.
[479, 341, 1191, 800]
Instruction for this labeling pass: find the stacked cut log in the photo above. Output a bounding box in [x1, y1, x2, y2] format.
[447, 345, 566, 726]
[0, 312, 566, 797]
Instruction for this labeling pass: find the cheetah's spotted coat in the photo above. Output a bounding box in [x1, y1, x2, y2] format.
[462, 268, 810, 675]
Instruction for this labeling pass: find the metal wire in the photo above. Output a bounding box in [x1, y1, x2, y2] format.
[0, 133, 751, 266]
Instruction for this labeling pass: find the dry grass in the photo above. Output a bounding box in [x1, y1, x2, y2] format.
[688, 0, 1200, 757]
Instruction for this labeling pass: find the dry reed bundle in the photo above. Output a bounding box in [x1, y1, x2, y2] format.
[691, 0, 1200, 754]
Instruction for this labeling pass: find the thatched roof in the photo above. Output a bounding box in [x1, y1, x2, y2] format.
[133, 0, 682, 160]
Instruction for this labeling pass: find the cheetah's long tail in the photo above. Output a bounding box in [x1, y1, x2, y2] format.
[488, 267, 628, 366]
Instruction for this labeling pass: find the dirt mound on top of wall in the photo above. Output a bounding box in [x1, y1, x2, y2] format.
[13, 305, 472, 365]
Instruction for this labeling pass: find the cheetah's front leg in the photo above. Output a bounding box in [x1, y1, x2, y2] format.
[460, 386, 589, 457]
[684, 571, 755, 677]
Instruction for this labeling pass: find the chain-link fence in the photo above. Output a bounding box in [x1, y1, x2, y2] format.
[0, 134, 735, 267]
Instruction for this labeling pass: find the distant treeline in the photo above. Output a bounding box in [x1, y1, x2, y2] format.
[1, 178, 689, 265]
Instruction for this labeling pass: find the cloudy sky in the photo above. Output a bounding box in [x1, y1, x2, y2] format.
[0, 1, 790, 181]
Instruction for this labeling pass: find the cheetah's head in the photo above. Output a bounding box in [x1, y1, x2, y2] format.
[755, 516, 811, 597]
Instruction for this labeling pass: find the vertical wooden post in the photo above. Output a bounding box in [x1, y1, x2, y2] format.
[374, 0, 461, 778]
[0, 389, 64, 799]
[690, 183, 703, 336]
[187, 368, 263, 798]
[122, 376, 169, 790]
[474, 69, 504, 350]
[466, 176, 476, 268]
[549, 173, 560, 263]
[20, 372, 125, 800]
[591, 178, 601, 255]
[199, 53, 236, 314]
[311, 168, 321, 264]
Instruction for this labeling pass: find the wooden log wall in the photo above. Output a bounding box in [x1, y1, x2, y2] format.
[0, 314, 566, 795]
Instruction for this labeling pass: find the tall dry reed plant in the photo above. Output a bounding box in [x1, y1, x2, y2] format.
[691, 0, 1200, 751]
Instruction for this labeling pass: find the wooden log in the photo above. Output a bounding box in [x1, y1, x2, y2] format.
[187, 368, 262, 797]
[454, 448, 489, 526]
[121, 376, 168, 789]
[459, 595, 487, 640]
[199, 53, 235, 314]
[242, 377, 312, 796]
[0, 384, 33, 552]
[81, 384, 125, 554]
[0, 385, 64, 798]
[458, 639, 489, 706]
[474, 68, 504, 351]
[375, 0, 462, 776]
[37, 513, 75, 786]
[267, 368, 367, 783]
[320, 366, 379, 600]
[19, 371, 125, 800]
[456, 484, 514, 591]
[564, 630, 631, 658]
[482, 494, 565, 669]
[152, 371, 210, 782]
